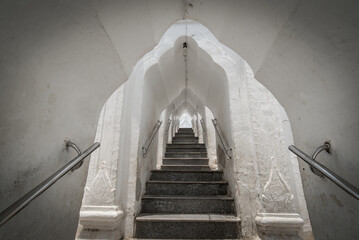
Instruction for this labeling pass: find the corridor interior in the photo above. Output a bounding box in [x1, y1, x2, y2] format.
[1, 2, 358, 240]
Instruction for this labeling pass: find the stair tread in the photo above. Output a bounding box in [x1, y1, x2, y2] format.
[148, 180, 227, 184]
[162, 164, 209, 167]
[165, 152, 207, 154]
[167, 143, 205, 145]
[136, 214, 240, 222]
[142, 195, 233, 200]
[151, 169, 222, 173]
[163, 157, 209, 160]
[159, 167, 213, 171]
[132, 239, 238, 240]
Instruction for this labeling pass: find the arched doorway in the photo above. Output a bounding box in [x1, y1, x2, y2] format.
[77, 20, 312, 240]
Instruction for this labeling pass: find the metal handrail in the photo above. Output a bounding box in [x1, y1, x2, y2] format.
[309, 141, 331, 179]
[0, 141, 100, 227]
[289, 143, 359, 200]
[142, 120, 162, 157]
[212, 118, 232, 159]
[200, 119, 207, 145]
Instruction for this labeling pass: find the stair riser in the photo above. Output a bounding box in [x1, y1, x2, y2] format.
[146, 183, 227, 196]
[161, 165, 210, 171]
[167, 144, 205, 148]
[141, 199, 235, 214]
[174, 133, 195, 137]
[171, 141, 199, 144]
[173, 137, 198, 140]
[163, 159, 208, 165]
[165, 153, 207, 158]
[176, 132, 194, 135]
[166, 148, 206, 152]
[150, 171, 223, 181]
[135, 221, 240, 239]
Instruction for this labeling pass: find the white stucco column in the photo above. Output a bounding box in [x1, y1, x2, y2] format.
[156, 111, 166, 169]
[205, 107, 217, 170]
[198, 114, 204, 144]
[79, 86, 125, 240]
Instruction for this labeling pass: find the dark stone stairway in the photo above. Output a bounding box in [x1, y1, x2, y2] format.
[135, 128, 241, 239]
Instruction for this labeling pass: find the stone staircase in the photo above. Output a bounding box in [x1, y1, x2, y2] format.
[135, 128, 241, 239]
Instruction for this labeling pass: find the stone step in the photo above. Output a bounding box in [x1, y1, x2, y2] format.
[161, 165, 211, 171]
[165, 152, 207, 158]
[146, 181, 228, 196]
[172, 135, 198, 140]
[176, 131, 194, 134]
[174, 133, 195, 137]
[163, 158, 208, 165]
[167, 143, 206, 148]
[150, 170, 223, 181]
[135, 214, 241, 239]
[172, 138, 198, 141]
[171, 141, 199, 144]
[166, 147, 207, 152]
[177, 128, 193, 132]
[129, 238, 238, 240]
[141, 195, 235, 214]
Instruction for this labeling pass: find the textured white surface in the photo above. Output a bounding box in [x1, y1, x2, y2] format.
[77, 20, 311, 239]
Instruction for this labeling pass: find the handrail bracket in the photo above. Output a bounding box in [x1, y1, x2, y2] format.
[65, 139, 83, 171]
[309, 141, 331, 179]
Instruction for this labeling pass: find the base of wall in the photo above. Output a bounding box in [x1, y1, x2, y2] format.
[78, 228, 121, 240]
[78, 205, 123, 239]
[255, 213, 304, 240]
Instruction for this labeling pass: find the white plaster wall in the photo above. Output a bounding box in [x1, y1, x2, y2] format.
[2, 16, 311, 239]
[0, 1, 127, 239]
[78, 85, 125, 239]
[113, 20, 310, 239]
[205, 107, 218, 169]
[156, 110, 167, 169]
[187, 2, 359, 238]
[197, 113, 204, 144]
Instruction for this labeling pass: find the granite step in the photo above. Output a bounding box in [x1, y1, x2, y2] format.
[172, 134, 198, 140]
[174, 133, 195, 137]
[172, 140, 199, 144]
[141, 195, 235, 214]
[167, 143, 206, 148]
[165, 152, 207, 158]
[163, 158, 209, 165]
[161, 165, 211, 171]
[146, 181, 228, 196]
[150, 170, 223, 181]
[177, 128, 194, 132]
[135, 214, 241, 239]
[166, 147, 207, 152]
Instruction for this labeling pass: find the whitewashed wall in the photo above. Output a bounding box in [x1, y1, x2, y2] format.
[76, 20, 312, 239]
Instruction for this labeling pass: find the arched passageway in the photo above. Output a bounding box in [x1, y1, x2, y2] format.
[78, 20, 311, 239]
[1, 2, 357, 240]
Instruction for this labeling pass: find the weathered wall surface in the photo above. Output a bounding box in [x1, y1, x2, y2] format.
[0, 1, 126, 239]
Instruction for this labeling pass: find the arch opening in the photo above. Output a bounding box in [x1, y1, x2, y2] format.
[77, 20, 312, 240]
